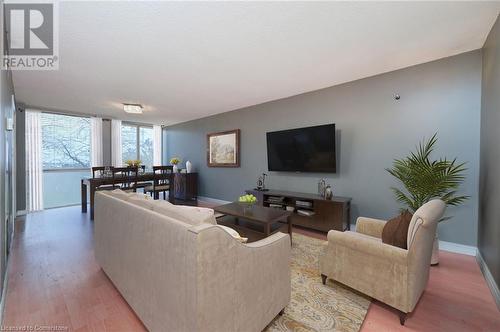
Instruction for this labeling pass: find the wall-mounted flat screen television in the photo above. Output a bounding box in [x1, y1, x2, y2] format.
[266, 124, 336, 173]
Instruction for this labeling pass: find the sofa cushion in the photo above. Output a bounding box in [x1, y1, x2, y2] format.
[110, 189, 132, 200]
[110, 189, 151, 201]
[381, 210, 413, 249]
[128, 195, 156, 210]
[108, 189, 155, 210]
[152, 200, 216, 226]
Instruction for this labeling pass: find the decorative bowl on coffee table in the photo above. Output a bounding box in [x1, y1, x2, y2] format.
[238, 201, 256, 214]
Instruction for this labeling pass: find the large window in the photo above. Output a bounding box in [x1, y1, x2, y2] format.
[41, 113, 91, 208]
[121, 124, 137, 163]
[42, 113, 91, 168]
[122, 123, 153, 167]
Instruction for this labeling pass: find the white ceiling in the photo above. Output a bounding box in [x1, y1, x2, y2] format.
[12, 1, 500, 125]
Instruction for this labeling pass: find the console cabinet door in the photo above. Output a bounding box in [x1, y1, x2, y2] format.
[174, 173, 198, 200]
[314, 200, 345, 232]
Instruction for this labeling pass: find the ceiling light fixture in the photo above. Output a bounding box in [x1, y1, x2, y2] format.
[123, 103, 143, 114]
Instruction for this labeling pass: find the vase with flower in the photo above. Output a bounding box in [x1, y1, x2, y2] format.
[125, 159, 141, 168]
[170, 157, 181, 173]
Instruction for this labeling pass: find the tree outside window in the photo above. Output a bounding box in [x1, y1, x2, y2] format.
[121, 124, 137, 163]
[41, 113, 92, 208]
[121, 123, 153, 168]
[140, 126, 153, 167]
[41, 113, 90, 169]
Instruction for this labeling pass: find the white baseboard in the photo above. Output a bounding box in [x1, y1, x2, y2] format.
[476, 251, 500, 310]
[198, 196, 231, 205]
[439, 240, 477, 256]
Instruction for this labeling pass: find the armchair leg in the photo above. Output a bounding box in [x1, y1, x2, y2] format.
[321, 274, 327, 285]
[398, 311, 408, 325]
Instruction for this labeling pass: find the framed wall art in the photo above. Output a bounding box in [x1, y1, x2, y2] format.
[207, 129, 240, 167]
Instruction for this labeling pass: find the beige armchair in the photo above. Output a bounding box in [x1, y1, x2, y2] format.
[319, 199, 445, 325]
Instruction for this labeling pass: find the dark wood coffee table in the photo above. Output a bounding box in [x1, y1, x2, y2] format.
[214, 202, 292, 242]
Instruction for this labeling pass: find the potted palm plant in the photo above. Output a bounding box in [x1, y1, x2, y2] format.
[386, 133, 468, 265]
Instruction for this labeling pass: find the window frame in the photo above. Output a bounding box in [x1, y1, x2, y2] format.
[121, 121, 154, 165]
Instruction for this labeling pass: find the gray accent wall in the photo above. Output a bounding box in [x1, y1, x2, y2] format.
[165, 51, 482, 246]
[479, 15, 500, 294]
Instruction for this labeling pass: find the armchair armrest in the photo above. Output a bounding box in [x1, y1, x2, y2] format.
[356, 217, 387, 238]
[328, 230, 408, 265]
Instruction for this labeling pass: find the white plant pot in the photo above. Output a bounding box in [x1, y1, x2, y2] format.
[172, 164, 178, 173]
[431, 234, 439, 266]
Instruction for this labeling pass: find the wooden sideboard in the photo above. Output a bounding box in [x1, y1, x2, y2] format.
[174, 173, 198, 201]
[246, 189, 351, 232]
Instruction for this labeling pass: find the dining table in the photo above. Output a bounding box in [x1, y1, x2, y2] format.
[81, 171, 172, 220]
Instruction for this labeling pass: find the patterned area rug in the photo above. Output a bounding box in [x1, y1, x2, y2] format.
[265, 233, 370, 332]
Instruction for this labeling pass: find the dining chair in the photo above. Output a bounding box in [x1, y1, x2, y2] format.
[92, 166, 119, 191]
[135, 165, 153, 192]
[145, 166, 173, 201]
[112, 166, 138, 192]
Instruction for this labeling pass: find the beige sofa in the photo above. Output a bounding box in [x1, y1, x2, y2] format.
[319, 199, 445, 325]
[94, 191, 291, 332]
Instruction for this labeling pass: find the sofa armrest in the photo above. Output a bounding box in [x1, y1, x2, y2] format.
[235, 232, 291, 330]
[245, 232, 289, 248]
[328, 230, 408, 265]
[356, 217, 387, 238]
[194, 228, 291, 332]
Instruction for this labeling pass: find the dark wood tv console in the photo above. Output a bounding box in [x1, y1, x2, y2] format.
[245, 189, 351, 232]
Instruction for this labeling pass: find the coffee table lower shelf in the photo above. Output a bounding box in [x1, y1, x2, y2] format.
[216, 215, 290, 243]
[213, 202, 292, 244]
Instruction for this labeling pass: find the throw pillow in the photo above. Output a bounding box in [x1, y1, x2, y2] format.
[175, 205, 217, 225]
[217, 225, 248, 243]
[151, 200, 189, 222]
[381, 210, 413, 249]
[152, 200, 216, 226]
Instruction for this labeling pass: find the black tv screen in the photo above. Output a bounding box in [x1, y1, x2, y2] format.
[266, 124, 336, 173]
